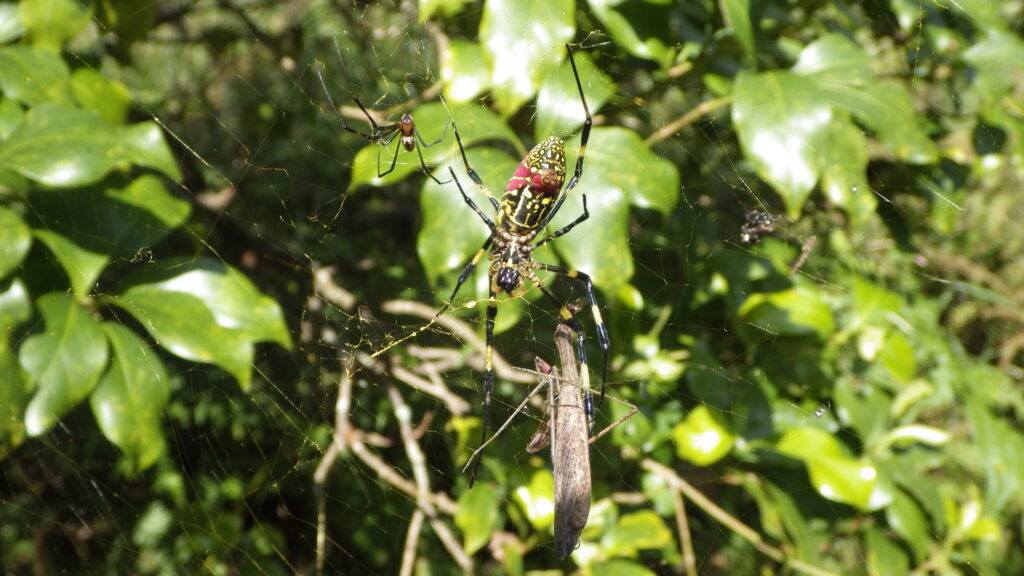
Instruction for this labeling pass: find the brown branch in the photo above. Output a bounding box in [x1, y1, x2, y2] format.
[644, 96, 733, 146]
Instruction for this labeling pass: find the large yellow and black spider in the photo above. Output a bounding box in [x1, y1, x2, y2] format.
[440, 44, 610, 482]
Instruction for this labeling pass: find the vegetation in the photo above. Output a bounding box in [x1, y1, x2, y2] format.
[1, 0, 1023, 574]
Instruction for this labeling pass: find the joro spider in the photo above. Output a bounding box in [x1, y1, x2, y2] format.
[443, 44, 610, 483]
[316, 70, 451, 185]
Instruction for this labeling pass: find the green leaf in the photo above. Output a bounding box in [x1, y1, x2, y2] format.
[720, 0, 756, 62]
[455, 482, 501, 554]
[0, 206, 31, 280]
[0, 97, 24, 139]
[479, 0, 575, 115]
[512, 468, 555, 530]
[588, 0, 674, 67]
[672, 405, 735, 465]
[733, 71, 832, 217]
[0, 104, 182, 187]
[20, 293, 109, 436]
[71, 68, 131, 125]
[535, 50, 614, 143]
[738, 286, 835, 339]
[866, 525, 910, 576]
[93, 0, 155, 46]
[0, 4, 26, 44]
[32, 228, 110, 296]
[20, 0, 91, 52]
[886, 490, 932, 561]
[0, 279, 32, 457]
[775, 426, 894, 511]
[819, 115, 874, 228]
[418, 0, 474, 21]
[418, 146, 517, 286]
[0, 46, 72, 106]
[90, 323, 169, 472]
[879, 331, 916, 382]
[601, 510, 673, 556]
[549, 127, 679, 293]
[441, 40, 490, 103]
[110, 288, 254, 389]
[122, 258, 291, 350]
[591, 559, 659, 576]
[963, 32, 1024, 102]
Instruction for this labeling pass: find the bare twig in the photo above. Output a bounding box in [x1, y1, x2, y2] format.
[673, 485, 697, 576]
[644, 96, 733, 146]
[641, 459, 842, 576]
[312, 264, 357, 311]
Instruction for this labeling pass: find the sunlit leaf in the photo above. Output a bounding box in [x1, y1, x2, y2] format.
[866, 526, 910, 576]
[672, 405, 735, 465]
[886, 490, 931, 560]
[32, 229, 109, 296]
[479, 0, 575, 115]
[0, 206, 31, 280]
[20, 0, 91, 52]
[0, 104, 182, 187]
[775, 426, 894, 511]
[0, 45, 72, 105]
[90, 323, 169, 472]
[0, 97, 23, 139]
[455, 482, 501, 554]
[601, 510, 673, 556]
[535, 50, 614, 143]
[70, 68, 131, 125]
[441, 39, 490, 103]
[720, 0, 755, 62]
[733, 71, 831, 218]
[123, 258, 291, 350]
[588, 0, 674, 67]
[819, 115, 874, 228]
[110, 288, 254, 389]
[738, 286, 835, 339]
[0, 279, 32, 457]
[591, 559, 659, 576]
[0, 4, 25, 44]
[513, 468, 555, 530]
[21, 293, 109, 436]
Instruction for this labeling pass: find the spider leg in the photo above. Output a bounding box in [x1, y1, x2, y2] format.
[468, 291, 499, 487]
[451, 119, 500, 209]
[449, 167, 496, 228]
[376, 134, 403, 179]
[532, 263, 609, 411]
[413, 140, 452, 185]
[562, 44, 592, 195]
[416, 117, 450, 148]
[535, 194, 589, 249]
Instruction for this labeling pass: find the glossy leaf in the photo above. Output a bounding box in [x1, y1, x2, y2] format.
[588, 0, 674, 67]
[418, 0, 473, 21]
[513, 468, 555, 530]
[121, 258, 291, 350]
[591, 559, 659, 576]
[90, 323, 169, 472]
[733, 71, 832, 218]
[720, 0, 755, 61]
[601, 510, 673, 556]
[479, 0, 575, 116]
[0, 92, 24, 138]
[32, 229, 109, 296]
[441, 40, 490, 103]
[819, 115, 874, 228]
[20, 293, 109, 436]
[775, 427, 894, 511]
[20, 0, 91, 52]
[672, 405, 735, 465]
[549, 127, 679, 293]
[70, 68, 131, 125]
[110, 288, 254, 389]
[738, 286, 835, 339]
[456, 481, 501, 554]
[0, 4, 25, 44]
[0, 206, 31, 279]
[886, 490, 931, 560]
[866, 525, 910, 576]
[0, 45, 72, 106]
[0, 279, 32, 457]
[534, 50, 614, 143]
[0, 103, 181, 187]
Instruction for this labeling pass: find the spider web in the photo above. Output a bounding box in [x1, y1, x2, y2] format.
[3, 1, 1019, 575]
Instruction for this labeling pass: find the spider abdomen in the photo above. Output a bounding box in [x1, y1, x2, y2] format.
[500, 136, 567, 232]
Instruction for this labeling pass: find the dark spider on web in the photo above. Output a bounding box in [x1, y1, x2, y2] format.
[740, 211, 776, 244]
[316, 68, 451, 185]
[439, 44, 609, 485]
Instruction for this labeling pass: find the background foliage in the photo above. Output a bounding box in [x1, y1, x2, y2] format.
[2, 0, 1024, 574]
